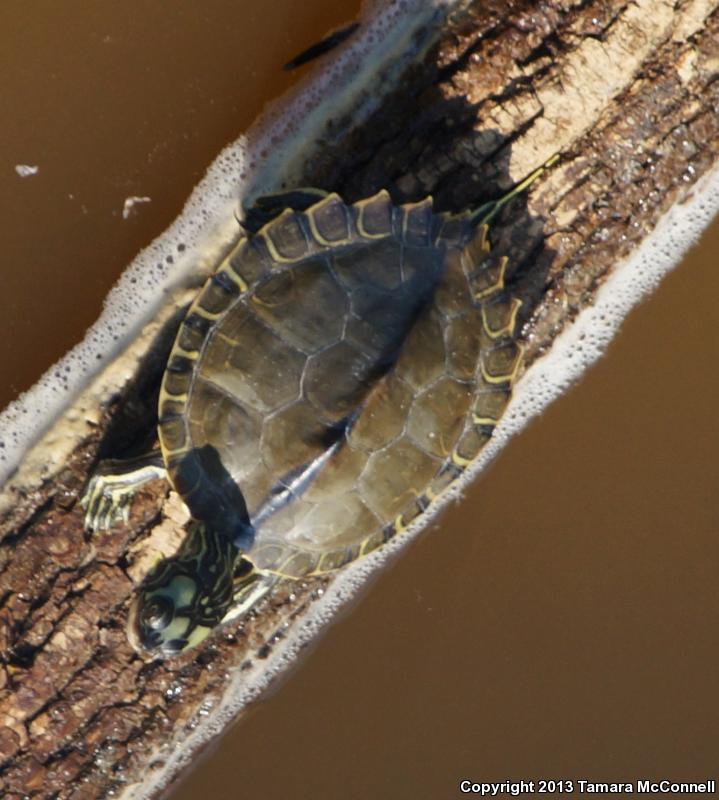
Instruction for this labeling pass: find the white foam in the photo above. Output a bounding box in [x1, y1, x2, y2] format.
[126, 161, 719, 800]
[1, 0, 717, 793]
[0, 142, 245, 484]
[14, 164, 39, 177]
[458, 165, 719, 493]
[0, 0, 454, 487]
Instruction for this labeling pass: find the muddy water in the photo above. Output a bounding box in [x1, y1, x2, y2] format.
[0, 0, 363, 410]
[173, 219, 719, 799]
[2, 3, 718, 798]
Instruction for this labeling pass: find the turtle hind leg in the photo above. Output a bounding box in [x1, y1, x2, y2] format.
[222, 558, 278, 624]
[470, 154, 559, 226]
[241, 188, 328, 233]
[81, 451, 167, 532]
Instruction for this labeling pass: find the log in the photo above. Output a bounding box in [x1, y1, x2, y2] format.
[1, 1, 718, 798]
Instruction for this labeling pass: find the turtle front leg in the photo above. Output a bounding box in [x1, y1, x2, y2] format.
[81, 451, 167, 532]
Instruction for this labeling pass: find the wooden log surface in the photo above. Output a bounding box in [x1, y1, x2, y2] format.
[1, 1, 718, 797]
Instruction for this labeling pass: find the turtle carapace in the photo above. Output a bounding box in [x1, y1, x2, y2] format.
[82, 159, 557, 656]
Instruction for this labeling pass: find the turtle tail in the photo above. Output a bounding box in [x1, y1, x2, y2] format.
[471, 154, 559, 227]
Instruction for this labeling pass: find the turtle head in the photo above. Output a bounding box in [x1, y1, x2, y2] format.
[131, 445, 258, 656]
[128, 521, 242, 657]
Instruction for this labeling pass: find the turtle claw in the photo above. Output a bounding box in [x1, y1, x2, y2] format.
[81, 473, 135, 532]
[80, 454, 168, 533]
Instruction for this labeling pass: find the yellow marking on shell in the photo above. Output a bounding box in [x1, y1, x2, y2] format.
[451, 449, 472, 468]
[156, 416, 191, 473]
[355, 190, 391, 239]
[250, 292, 283, 309]
[359, 536, 378, 557]
[305, 193, 352, 247]
[394, 514, 406, 534]
[274, 553, 301, 578]
[472, 414, 498, 427]
[258, 209, 308, 264]
[475, 255, 509, 300]
[481, 297, 522, 340]
[160, 444, 191, 460]
[158, 366, 191, 492]
[190, 304, 224, 321]
[219, 260, 249, 292]
[172, 346, 199, 360]
[158, 388, 176, 410]
[313, 547, 355, 575]
[478, 224, 491, 254]
[158, 384, 188, 409]
[400, 197, 432, 238]
[424, 486, 438, 502]
[480, 364, 514, 386]
[480, 342, 524, 386]
[263, 564, 290, 578]
[214, 331, 241, 349]
[314, 554, 330, 574]
[161, 390, 188, 402]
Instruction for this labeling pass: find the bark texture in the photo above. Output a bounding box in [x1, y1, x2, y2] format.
[1, 1, 718, 798]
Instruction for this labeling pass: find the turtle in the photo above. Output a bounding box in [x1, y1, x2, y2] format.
[82, 157, 556, 657]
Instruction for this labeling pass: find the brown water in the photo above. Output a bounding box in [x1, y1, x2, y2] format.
[0, 0, 363, 410]
[172, 219, 719, 799]
[2, 3, 717, 797]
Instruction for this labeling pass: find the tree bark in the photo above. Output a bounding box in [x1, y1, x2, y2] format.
[1, 1, 718, 798]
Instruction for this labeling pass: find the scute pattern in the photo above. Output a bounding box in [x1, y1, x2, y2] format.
[158, 190, 524, 580]
[251, 261, 347, 354]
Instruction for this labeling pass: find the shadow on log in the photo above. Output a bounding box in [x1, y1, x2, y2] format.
[0, 1, 718, 798]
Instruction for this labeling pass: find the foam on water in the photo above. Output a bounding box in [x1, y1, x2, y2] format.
[0, 140, 244, 484]
[0, 0, 455, 486]
[1, 0, 718, 794]
[132, 161, 719, 800]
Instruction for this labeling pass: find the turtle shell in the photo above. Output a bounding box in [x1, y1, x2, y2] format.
[157, 190, 521, 578]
